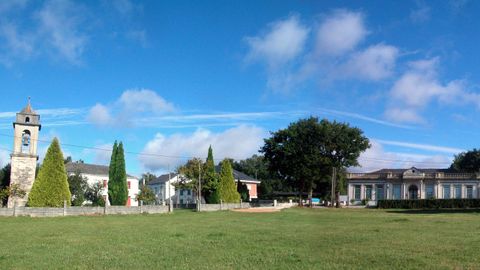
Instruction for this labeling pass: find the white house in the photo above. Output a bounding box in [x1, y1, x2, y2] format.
[65, 162, 140, 206]
[147, 168, 261, 204]
[347, 167, 480, 205]
[147, 173, 196, 205]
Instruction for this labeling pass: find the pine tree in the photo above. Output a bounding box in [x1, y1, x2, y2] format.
[28, 138, 71, 207]
[204, 146, 219, 203]
[108, 142, 118, 205]
[218, 159, 241, 203]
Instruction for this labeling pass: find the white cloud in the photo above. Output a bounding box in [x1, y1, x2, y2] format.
[351, 140, 452, 172]
[245, 15, 309, 68]
[88, 89, 175, 127]
[36, 0, 88, 64]
[386, 58, 480, 123]
[119, 89, 175, 114]
[343, 44, 399, 80]
[244, 10, 396, 92]
[139, 125, 266, 171]
[384, 108, 424, 124]
[315, 10, 367, 56]
[88, 104, 112, 126]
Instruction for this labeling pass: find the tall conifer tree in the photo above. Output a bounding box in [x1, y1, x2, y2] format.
[217, 159, 241, 203]
[114, 142, 128, 205]
[108, 141, 118, 205]
[28, 138, 71, 207]
[204, 146, 219, 203]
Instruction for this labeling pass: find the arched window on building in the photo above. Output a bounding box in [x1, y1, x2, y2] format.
[25, 117, 30, 123]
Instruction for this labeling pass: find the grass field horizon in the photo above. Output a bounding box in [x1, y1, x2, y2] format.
[1, 208, 480, 269]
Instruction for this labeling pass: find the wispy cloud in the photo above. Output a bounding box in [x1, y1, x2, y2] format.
[350, 140, 454, 172]
[375, 139, 464, 154]
[317, 108, 415, 129]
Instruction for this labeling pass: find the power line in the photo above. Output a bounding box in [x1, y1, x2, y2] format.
[0, 132, 455, 165]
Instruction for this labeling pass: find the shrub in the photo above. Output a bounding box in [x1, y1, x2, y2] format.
[217, 159, 241, 203]
[28, 138, 71, 207]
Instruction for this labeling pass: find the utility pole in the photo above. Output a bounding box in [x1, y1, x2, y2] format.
[330, 167, 336, 207]
[198, 161, 202, 212]
[168, 164, 172, 213]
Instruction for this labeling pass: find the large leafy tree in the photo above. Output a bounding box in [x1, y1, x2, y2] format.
[261, 117, 369, 204]
[68, 170, 88, 206]
[217, 159, 241, 203]
[109, 142, 128, 205]
[177, 158, 204, 197]
[203, 146, 219, 203]
[451, 149, 480, 173]
[85, 182, 105, 207]
[137, 186, 156, 205]
[28, 138, 71, 207]
[233, 155, 295, 198]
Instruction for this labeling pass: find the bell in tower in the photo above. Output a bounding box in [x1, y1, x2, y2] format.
[7, 98, 42, 208]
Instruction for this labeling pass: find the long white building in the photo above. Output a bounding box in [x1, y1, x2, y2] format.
[347, 167, 479, 205]
[65, 162, 140, 206]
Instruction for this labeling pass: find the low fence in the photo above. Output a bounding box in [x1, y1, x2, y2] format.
[0, 200, 297, 217]
[0, 205, 169, 217]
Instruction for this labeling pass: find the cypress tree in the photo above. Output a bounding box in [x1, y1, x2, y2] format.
[109, 141, 118, 182]
[108, 142, 128, 205]
[108, 142, 118, 205]
[28, 138, 71, 207]
[204, 146, 219, 203]
[218, 159, 241, 203]
[114, 142, 128, 205]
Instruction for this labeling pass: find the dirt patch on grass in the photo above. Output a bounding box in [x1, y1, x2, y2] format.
[232, 208, 281, 213]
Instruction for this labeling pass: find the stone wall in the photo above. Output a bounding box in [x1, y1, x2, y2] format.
[0, 205, 169, 217]
[8, 155, 38, 208]
[0, 201, 298, 218]
[199, 203, 252, 212]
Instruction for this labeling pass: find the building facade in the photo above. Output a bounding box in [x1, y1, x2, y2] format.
[8, 100, 41, 208]
[347, 167, 480, 205]
[65, 162, 140, 206]
[147, 173, 196, 205]
[147, 169, 261, 204]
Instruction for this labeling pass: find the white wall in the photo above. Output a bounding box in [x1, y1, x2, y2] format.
[68, 173, 140, 206]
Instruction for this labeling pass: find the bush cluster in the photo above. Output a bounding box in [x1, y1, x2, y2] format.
[378, 199, 480, 209]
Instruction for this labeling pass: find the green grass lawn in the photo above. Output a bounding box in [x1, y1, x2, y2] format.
[0, 208, 480, 269]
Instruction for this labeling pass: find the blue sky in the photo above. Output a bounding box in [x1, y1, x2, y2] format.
[0, 0, 479, 175]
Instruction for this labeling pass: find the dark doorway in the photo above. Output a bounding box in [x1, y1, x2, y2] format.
[408, 185, 419, 199]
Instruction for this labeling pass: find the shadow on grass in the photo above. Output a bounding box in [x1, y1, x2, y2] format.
[386, 209, 480, 215]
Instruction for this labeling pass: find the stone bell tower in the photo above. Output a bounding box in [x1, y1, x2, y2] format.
[7, 98, 41, 208]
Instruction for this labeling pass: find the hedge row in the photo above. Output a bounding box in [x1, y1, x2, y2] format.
[377, 199, 480, 209]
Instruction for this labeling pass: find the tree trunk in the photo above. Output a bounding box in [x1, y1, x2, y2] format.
[307, 182, 313, 208]
[335, 191, 340, 208]
[299, 180, 305, 207]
